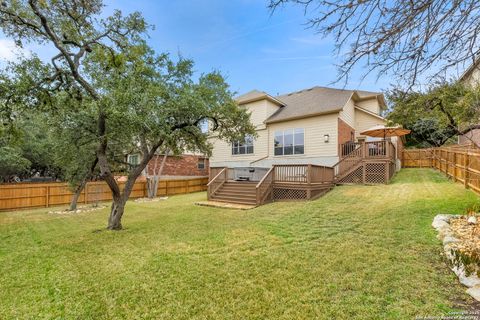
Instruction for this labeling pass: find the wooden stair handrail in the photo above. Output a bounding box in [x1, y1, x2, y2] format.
[207, 167, 227, 200]
[255, 166, 275, 205]
[255, 166, 274, 189]
[207, 167, 226, 186]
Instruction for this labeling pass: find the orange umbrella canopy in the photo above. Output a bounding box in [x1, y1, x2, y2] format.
[360, 125, 411, 138]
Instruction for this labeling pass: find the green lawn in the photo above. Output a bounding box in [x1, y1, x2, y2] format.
[0, 169, 479, 319]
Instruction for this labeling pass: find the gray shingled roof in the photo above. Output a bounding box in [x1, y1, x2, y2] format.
[236, 89, 284, 106]
[236, 90, 267, 104]
[265, 86, 381, 123]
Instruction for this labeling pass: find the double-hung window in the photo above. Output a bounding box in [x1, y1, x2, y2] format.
[197, 158, 206, 169]
[232, 135, 254, 155]
[274, 129, 304, 156]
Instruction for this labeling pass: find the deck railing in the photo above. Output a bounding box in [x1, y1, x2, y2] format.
[255, 167, 274, 205]
[334, 143, 363, 177]
[309, 165, 335, 183]
[207, 167, 227, 200]
[273, 164, 334, 184]
[340, 141, 396, 160]
[334, 140, 397, 180]
[274, 164, 308, 183]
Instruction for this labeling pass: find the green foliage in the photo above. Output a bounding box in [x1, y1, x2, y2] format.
[387, 81, 480, 147]
[0, 146, 30, 180]
[0, 1, 255, 186]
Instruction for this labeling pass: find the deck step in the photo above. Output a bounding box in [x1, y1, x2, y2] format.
[212, 194, 256, 202]
[219, 187, 256, 194]
[210, 196, 256, 205]
[221, 183, 257, 188]
[215, 191, 257, 201]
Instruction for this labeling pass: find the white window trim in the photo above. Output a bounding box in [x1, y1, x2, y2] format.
[231, 135, 254, 156]
[274, 128, 305, 157]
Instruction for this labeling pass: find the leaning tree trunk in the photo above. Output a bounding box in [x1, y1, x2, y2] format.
[106, 169, 142, 230]
[69, 157, 98, 211]
[147, 150, 169, 198]
[69, 179, 87, 211]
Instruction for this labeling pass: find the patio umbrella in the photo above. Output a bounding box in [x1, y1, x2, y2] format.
[360, 125, 410, 139]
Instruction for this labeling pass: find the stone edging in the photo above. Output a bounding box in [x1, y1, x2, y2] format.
[432, 214, 480, 301]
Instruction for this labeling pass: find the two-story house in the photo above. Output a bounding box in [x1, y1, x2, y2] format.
[210, 86, 388, 169]
[207, 86, 401, 206]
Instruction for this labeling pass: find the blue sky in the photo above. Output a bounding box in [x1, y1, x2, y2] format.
[104, 0, 391, 95]
[0, 0, 396, 95]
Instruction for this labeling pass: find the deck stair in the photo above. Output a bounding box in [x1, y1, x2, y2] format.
[210, 181, 257, 205]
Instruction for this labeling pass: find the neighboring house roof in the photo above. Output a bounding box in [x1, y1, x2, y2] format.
[236, 89, 284, 106]
[262, 86, 384, 124]
[460, 59, 480, 82]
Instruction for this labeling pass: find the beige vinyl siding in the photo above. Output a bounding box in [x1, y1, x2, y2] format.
[209, 113, 340, 167]
[268, 113, 338, 159]
[356, 99, 380, 115]
[339, 97, 355, 128]
[241, 99, 280, 129]
[265, 100, 281, 119]
[209, 128, 269, 164]
[464, 67, 480, 87]
[355, 108, 386, 138]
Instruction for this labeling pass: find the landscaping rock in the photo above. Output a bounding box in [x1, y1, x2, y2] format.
[466, 286, 480, 301]
[432, 214, 451, 231]
[468, 216, 477, 225]
[49, 204, 107, 215]
[134, 197, 168, 203]
[433, 214, 480, 302]
[443, 235, 460, 245]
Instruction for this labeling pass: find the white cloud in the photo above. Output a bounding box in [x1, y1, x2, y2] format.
[0, 38, 30, 61]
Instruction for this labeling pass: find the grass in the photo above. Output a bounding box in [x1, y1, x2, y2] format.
[0, 169, 479, 319]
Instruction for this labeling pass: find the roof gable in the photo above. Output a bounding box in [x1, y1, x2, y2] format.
[266, 86, 384, 124]
[234, 86, 385, 124]
[235, 90, 284, 106]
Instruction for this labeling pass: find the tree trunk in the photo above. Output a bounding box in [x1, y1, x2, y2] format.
[69, 179, 87, 211]
[147, 150, 169, 198]
[69, 157, 98, 211]
[107, 197, 126, 230]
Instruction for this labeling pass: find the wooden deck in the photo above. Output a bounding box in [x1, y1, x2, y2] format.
[207, 141, 397, 206]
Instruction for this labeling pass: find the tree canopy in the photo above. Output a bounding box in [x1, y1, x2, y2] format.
[0, 0, 255, 229]
[387, 81, 480, 147]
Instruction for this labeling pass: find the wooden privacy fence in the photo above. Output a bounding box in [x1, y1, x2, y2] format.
[0, 177, 208, 211]
[402, 147, 480, 194]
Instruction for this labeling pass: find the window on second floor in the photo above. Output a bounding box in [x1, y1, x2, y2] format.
[232, 135, 254, 155]
[274, 128, 304, 156]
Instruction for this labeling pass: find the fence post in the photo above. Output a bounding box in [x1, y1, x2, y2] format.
[45, 185, 49, 208]
[445, 150, 449, 178]
[453, 151, 457, 182]
[465, 153, 470, 189]
[85, 183, 88, 204]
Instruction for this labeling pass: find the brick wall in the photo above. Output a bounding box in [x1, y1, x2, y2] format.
[338, 118, 356, 155]
[146, 154, 209, 177]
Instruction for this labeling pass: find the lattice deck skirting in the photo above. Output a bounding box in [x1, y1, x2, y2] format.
[337, 160, 395, 185]
[272, 182, 333, 201]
